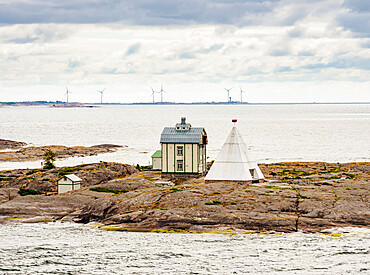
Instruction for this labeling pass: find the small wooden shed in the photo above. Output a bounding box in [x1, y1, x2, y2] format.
[57, 174, 82, 194]
[151, 150, 162, 170]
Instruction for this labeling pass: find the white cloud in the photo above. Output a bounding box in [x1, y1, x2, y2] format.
[0, 1, 369, 103]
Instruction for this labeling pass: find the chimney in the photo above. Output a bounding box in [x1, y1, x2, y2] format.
[181, 117, 186, 124]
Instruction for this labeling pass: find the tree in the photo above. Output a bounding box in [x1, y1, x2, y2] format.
[43, 149, 56, 169]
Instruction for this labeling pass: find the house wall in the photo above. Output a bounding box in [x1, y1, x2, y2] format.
[162, 143, 202, 173]
[152, 157, 161, 170]
[57, 178, 81, 194]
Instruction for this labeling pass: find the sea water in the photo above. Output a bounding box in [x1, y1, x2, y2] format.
[0, 104, 369, 170]
[0, 105, 369, 274]
[0, 222, 369, 274]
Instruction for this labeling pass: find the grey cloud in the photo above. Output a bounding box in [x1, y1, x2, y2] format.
[0, 0, 283, 26]
[303, 57, 370, 71]
[337, 0, 370, 36]
[1, 24, 74, 44]
[269, 47, 291, 56]
[342, 0, 370, 12]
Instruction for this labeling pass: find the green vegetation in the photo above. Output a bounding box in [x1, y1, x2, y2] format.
[290, 185, 308, 199]
[265, 190, 273, 193]
[0, 177, 13, 181]
[24, 177, 35, 180]
[18, 188, 39, 196]
[213, 192, 221, 194]
[344, 173, 355, 179]
[332, 189, 340, 201]
[54, 167, 82, 175]
[90, 187, 129, 194]
[170, 187, 186, 192]
[205, 200, 221, 205]
[43, 150, 56, 169]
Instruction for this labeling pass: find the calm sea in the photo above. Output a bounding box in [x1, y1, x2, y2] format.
[0, 104, 369, 170]
[0, 222, 369, 274]
[1, 104, 369, 274]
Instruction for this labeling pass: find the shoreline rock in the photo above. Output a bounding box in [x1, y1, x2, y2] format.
[0, 143, 124, 162]
[0, 161, 369, 233]
[0, 139, 27, 151]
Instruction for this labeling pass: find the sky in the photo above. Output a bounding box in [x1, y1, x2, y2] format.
[0, 0, 369, 103]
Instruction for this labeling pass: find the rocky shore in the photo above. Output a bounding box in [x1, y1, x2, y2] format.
[0, 161, 369, 233]
[0, 139, 124, 162]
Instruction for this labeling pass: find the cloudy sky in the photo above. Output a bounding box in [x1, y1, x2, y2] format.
[0, 0, 369, 103]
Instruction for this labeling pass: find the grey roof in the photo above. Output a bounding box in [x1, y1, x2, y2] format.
[61, 174, 82, 182]
[160, 127, 205, 144]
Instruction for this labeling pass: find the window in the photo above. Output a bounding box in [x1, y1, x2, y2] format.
[177, 146, 183, 156]
[177, 160, 183, 171]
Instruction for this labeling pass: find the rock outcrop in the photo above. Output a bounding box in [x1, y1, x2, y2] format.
[0, 143, 124, 162]
[0, 162, 369, 233]
[0, 139, 27, 150]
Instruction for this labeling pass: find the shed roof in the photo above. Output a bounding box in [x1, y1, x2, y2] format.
[151, 150, 162, 158]
[59, 174, 82, 182]
[160, 127, 205, 144]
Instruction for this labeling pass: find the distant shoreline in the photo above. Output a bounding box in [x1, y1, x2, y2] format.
[1, 101, 369, 107]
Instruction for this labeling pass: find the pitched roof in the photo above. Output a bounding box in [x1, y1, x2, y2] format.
[61, 174, 82, 182]
[151, 150, 162, 158]
[205, 126, 264, 182]
[160, 127, 205, 144]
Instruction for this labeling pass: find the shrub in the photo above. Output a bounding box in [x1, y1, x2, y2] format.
[205, 200, 221, 205]
[43, 150, 56, 169]
[18, 188, 39, 196]
[90, 187, 128, 194]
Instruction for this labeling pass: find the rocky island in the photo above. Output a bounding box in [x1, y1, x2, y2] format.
[0, 139, 124, 162]
[0, 161, 368, 233]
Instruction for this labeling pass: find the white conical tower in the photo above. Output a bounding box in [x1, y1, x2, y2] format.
[205, 121, 264, 183]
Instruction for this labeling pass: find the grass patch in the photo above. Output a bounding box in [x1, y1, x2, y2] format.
[170, 187, 185, 192]
[0, 178, 13, 181]
[344, 173, 355, 179]
[90, 187, 129, 194]
[265, 191, 273, 193]
[18, 188, 39, 196]
[290, 185, 308, 199]
[55, 167, 82, 175]
[24, 177, 35, 180]
[205, 200, 221, 205]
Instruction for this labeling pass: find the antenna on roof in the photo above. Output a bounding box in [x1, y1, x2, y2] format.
[97, 88, 105, 104]
[224, 87, 232, 103]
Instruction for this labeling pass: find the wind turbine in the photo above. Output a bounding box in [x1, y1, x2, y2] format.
[158, 84, 166, 103]
[240, 87, 246, 103]
[97, 88, 105, 104]
[65, 86, 71, 103]
[151, 87, 156, 103]
[224, 87, 232, 103]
